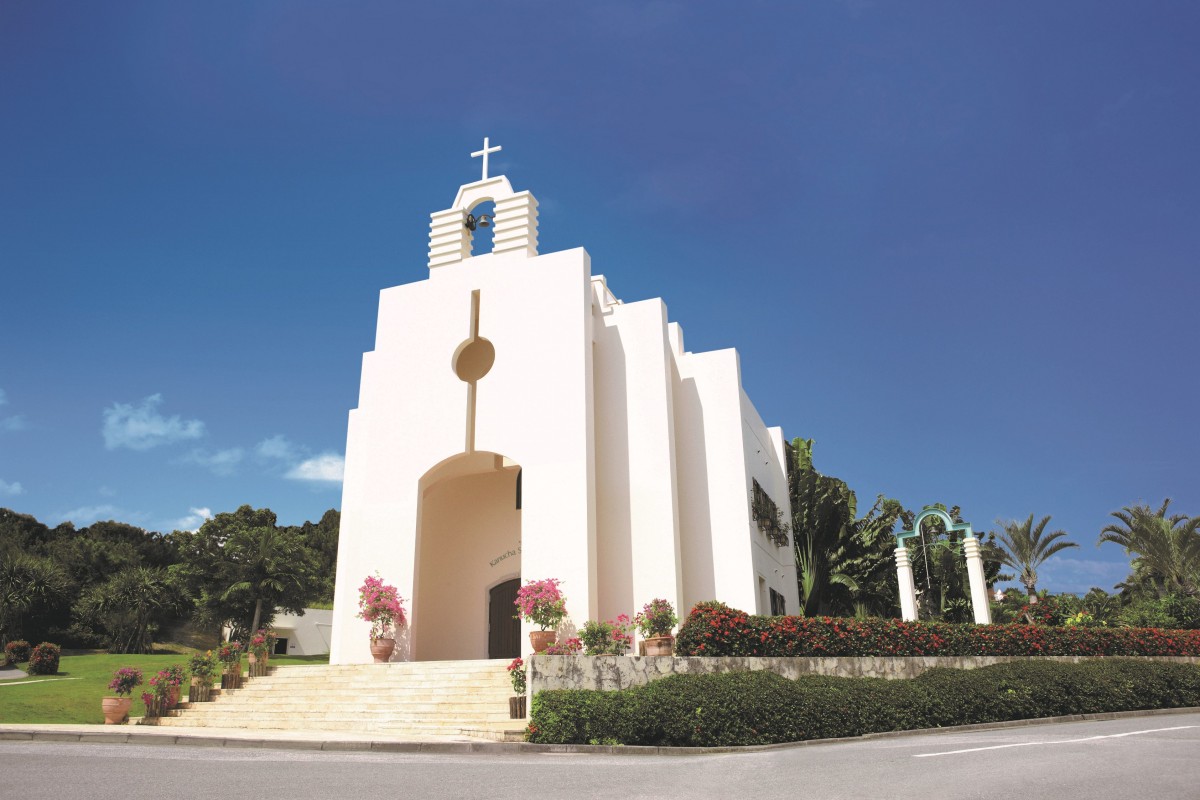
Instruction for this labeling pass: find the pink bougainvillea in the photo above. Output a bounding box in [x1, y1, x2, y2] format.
[514, 578, 567, 631]
[357, 574, 407, 640]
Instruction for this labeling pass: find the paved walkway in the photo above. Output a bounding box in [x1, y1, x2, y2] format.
[3, 706, 1199, 755]
[0, 667, 28, 681]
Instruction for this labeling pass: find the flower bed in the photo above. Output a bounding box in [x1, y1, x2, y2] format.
[675, 601, 1200, 658]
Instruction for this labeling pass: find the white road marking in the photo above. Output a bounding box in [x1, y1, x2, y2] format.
[915, 725, 1198, 757]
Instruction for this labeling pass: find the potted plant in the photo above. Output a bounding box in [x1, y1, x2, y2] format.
[103, 667, 143, 725]
[635, 598, 679, 656]
[217, 640, 244, 689]
[248, 628, 275, 676]
[358, 574, 407, 662]
[142, 664, 185, 721]
[514, 578, 566, 653]
[189, 650, 217, 702]
[579, 614, 634, 656]
[506, 657, 527, 719]
[542, 637, 583, 655]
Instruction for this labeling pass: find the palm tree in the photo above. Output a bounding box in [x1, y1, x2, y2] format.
[0, 552, 69, 647]
[993, 514, 1078, 602]
[1099, 499, 1200, 598]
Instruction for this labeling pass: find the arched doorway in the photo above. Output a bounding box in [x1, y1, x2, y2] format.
[413, 451, 522, 661]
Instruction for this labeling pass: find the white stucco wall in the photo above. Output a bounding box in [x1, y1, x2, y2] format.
[272, 608, 333, 656]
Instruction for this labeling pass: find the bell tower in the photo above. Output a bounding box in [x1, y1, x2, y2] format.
[427, 137, 540, 269]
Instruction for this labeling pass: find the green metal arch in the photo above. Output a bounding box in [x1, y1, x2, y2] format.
[895, 505, 975, 543]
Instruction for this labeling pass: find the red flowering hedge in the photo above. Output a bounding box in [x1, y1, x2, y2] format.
[674, 601, 1200, 658]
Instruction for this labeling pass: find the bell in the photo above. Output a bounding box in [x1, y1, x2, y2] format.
[477, 214, 492, 228]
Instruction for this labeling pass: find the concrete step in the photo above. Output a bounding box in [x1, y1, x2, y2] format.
[169, 660, 525, 741]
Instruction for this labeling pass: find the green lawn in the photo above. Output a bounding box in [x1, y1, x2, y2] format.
[0, 652, 330, 725]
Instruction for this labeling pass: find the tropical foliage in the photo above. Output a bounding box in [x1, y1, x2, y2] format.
[1099, 499, 1200, 599]
[0, 504, 338, 651]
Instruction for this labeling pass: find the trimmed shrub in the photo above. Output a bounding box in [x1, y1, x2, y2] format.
[5, 640, 32, 664]
[27, 642, 61, 675]
[675, 602, 1200, 658]
[527, 659, 1200, 746]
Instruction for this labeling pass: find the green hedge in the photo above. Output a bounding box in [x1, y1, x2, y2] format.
[674, 601, 1200, 657]
[526, 659, 1200, 746]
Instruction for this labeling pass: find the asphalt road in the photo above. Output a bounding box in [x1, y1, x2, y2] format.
[4, 713, 1198, 799]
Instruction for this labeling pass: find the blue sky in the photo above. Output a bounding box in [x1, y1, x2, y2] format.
[2, 2, 1197, 595]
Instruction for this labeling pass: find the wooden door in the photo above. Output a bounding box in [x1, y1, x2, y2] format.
[488, 578, 521, 659]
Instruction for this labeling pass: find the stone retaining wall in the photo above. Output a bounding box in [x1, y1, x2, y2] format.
[529, 654, 1200, 693]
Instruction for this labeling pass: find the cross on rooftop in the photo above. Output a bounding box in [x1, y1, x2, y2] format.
[471, 137, 502, 181]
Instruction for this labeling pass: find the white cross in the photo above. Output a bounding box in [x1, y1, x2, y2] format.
[471, 137, 502, 181]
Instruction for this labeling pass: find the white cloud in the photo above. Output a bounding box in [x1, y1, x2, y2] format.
[0, 415, 27, 431]
[172, 506, 213, 532]
[0, 388, 27, 432]
[102, 394, 205, 451]
[182, 447, 245, 476]
[0, 479, 24, 496]
[59, 504, 119, 525]
[286, 453, 345, 484]
[255, 435, 301, 462]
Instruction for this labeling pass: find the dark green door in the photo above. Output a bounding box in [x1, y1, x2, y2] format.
[488, 578, 520, 659]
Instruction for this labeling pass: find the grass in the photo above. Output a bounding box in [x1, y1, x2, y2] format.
[0, 651, 330, 725]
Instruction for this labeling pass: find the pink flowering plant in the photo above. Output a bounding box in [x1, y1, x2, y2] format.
[108, 667, 143, 697]
[217, 640, 243, 665]
[249, 628, 277, 657]
[580, 614, 634, 655]
[507, 657, 527, 694]
[514, 578, 567, 631]
[543, 637, 583, 655]
[635, 598, 678, 638]
[143, 664, 186, 716]
[357, 574, 407, 641]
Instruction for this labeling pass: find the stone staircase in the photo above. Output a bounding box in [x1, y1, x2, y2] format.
[156, 660, 525, 741]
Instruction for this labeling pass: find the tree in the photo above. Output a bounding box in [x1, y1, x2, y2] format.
[173, 506, 321, 639]
[222, 524, 320, 634]
[0, 551, 70, 647]
[74, 566, 181, 654]
[787, 439, 907, 617]
[788, 438, 858, 616]
[992, 514, 1079, 602]
[1099, 499, 1200, 598]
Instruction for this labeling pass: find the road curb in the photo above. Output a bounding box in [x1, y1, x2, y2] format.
[3, 706, 1198, 756]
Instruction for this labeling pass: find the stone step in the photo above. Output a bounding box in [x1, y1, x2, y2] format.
[169, 660, 522, 741]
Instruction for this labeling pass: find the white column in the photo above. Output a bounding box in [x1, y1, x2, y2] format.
[895, 546, 918, 622]
[428, 207, 471, 268]
[492, 191, 539, 258]
[962, 536, 993, 624]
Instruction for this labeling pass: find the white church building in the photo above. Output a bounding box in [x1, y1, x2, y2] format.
[329, 141, 798, 664]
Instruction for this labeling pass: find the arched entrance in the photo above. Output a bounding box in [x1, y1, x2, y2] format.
[412, 451, 522, 661]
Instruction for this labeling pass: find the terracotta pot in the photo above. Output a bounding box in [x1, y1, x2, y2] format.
[370, 637, 396, 663]
[644, 635, 675, 656]
[509, 695, 527, 719]
[167, 685, 181, 710]
[529, 630, 557, 653]
[101, 696, 131, 725]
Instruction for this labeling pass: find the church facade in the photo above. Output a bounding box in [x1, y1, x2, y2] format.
[329, 144, 798, 664]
